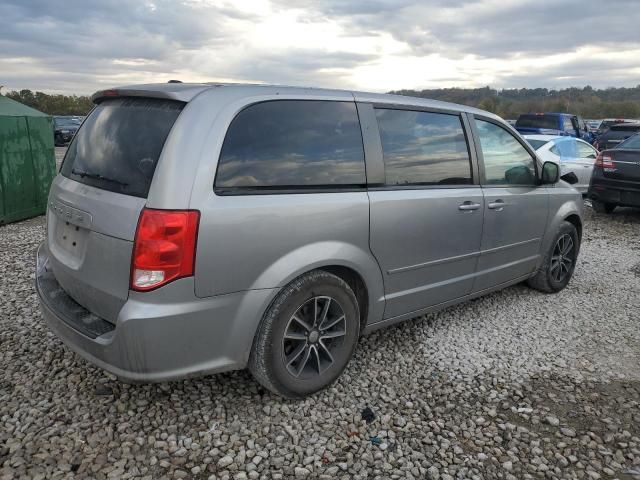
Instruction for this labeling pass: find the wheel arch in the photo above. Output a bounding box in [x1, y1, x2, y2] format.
[543, 197, 583, 246]
[248, 241, 386, 330]
[564, 213, 582, 244]
[318, 265, 370, 333]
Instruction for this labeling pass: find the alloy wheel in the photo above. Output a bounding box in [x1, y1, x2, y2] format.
[282, 296, 346, 379]
[550, 233, 574, 282]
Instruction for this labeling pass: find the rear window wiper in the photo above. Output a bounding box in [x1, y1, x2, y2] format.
[71, 168, 128, 187]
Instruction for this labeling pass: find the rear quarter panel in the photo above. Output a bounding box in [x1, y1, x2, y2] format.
[149, 86, 386, 325]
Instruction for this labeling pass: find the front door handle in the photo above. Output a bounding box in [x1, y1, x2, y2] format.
[458, 201, 481, 211]
[488, 199, 505, 211]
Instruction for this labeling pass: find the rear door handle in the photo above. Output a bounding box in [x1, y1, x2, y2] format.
[458, 201, 481, 211]
[488, 199, 505, 211]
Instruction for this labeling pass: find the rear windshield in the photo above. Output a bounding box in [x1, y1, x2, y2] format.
[515, 115, 560, 130]
[61, 98, 184, 198]
[617, 134, 640, 149]
[602, 127, 640, 141]
[610, 124, 640, 132]
[54, 117, 81, 128]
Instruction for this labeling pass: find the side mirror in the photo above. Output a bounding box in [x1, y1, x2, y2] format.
[541, 161, 559, 184]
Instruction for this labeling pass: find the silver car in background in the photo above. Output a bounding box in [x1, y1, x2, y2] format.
[524, 134, 599, 194]
[36, 83, 583, 398]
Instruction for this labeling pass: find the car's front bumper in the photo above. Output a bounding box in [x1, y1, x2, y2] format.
[36, 242, 277, 382]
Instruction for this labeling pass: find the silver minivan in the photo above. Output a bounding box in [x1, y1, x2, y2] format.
[36, 83, 583, 398]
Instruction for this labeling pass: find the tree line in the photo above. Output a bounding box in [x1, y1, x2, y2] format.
[3, 85, 640, 119]
[390, 85, 640, 119]
[3, 89, 93, 116]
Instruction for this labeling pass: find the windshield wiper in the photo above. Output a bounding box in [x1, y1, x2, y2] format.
[71, 168, 128, 187]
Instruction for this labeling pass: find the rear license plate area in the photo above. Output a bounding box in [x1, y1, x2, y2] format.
[54, 219, 88, 254]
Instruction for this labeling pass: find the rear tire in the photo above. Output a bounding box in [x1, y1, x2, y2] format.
[249, 270, 360, 398]
[527, 221, 579, 293]
[592, 200, 616, 214]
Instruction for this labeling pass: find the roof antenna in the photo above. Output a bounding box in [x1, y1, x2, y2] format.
[167, 79, 182, 83]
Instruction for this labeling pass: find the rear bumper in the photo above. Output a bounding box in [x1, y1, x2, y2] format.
[588, 179, 640, 207]
[36, 242, 277, 382]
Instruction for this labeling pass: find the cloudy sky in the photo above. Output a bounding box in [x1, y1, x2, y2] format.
[2, 0, 640, 95]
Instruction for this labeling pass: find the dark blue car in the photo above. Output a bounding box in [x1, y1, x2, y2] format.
[515, 113, 593, 143]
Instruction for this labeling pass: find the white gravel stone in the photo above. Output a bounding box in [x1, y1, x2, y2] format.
[545, 415, 560, 426]
[294, 466, 311, 477]
[1, 204, 640, 480]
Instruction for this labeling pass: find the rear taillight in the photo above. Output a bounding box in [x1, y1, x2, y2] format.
[595, 152, 615, 169]
[131, 208, 200, 292]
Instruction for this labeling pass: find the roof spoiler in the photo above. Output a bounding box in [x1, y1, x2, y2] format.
[91, 84, 215, 104]
[91, 88, 183, 104]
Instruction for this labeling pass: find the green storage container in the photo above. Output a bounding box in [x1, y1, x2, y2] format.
[0, 96, 56, 224]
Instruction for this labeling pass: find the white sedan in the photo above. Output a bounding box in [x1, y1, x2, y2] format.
[524, 135, 599, 193]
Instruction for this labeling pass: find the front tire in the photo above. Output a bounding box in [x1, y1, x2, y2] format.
[527, 221, 579, 293]
[249, 270, 360, 398]
[592, 200, 616, 214]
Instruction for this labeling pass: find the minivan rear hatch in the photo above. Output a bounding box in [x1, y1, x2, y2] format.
[48, 97, 184, 323]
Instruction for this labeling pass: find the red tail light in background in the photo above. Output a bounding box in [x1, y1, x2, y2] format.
[595, 152, 615, 169]
[131, 208, 200, 292]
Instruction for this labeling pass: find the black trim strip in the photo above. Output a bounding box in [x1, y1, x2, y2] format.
[356, 102, 385, 185]
[367, 184, 477, 191]
[214, 185, 367, 196]
[370, 102, 465, 116]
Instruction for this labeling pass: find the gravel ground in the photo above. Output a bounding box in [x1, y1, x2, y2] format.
[1, 205, 640, 480]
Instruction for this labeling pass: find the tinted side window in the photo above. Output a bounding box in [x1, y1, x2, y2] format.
[375, 109, 472, 186]
[475, 119, 537, 185]
[215, 101, 365, 190]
